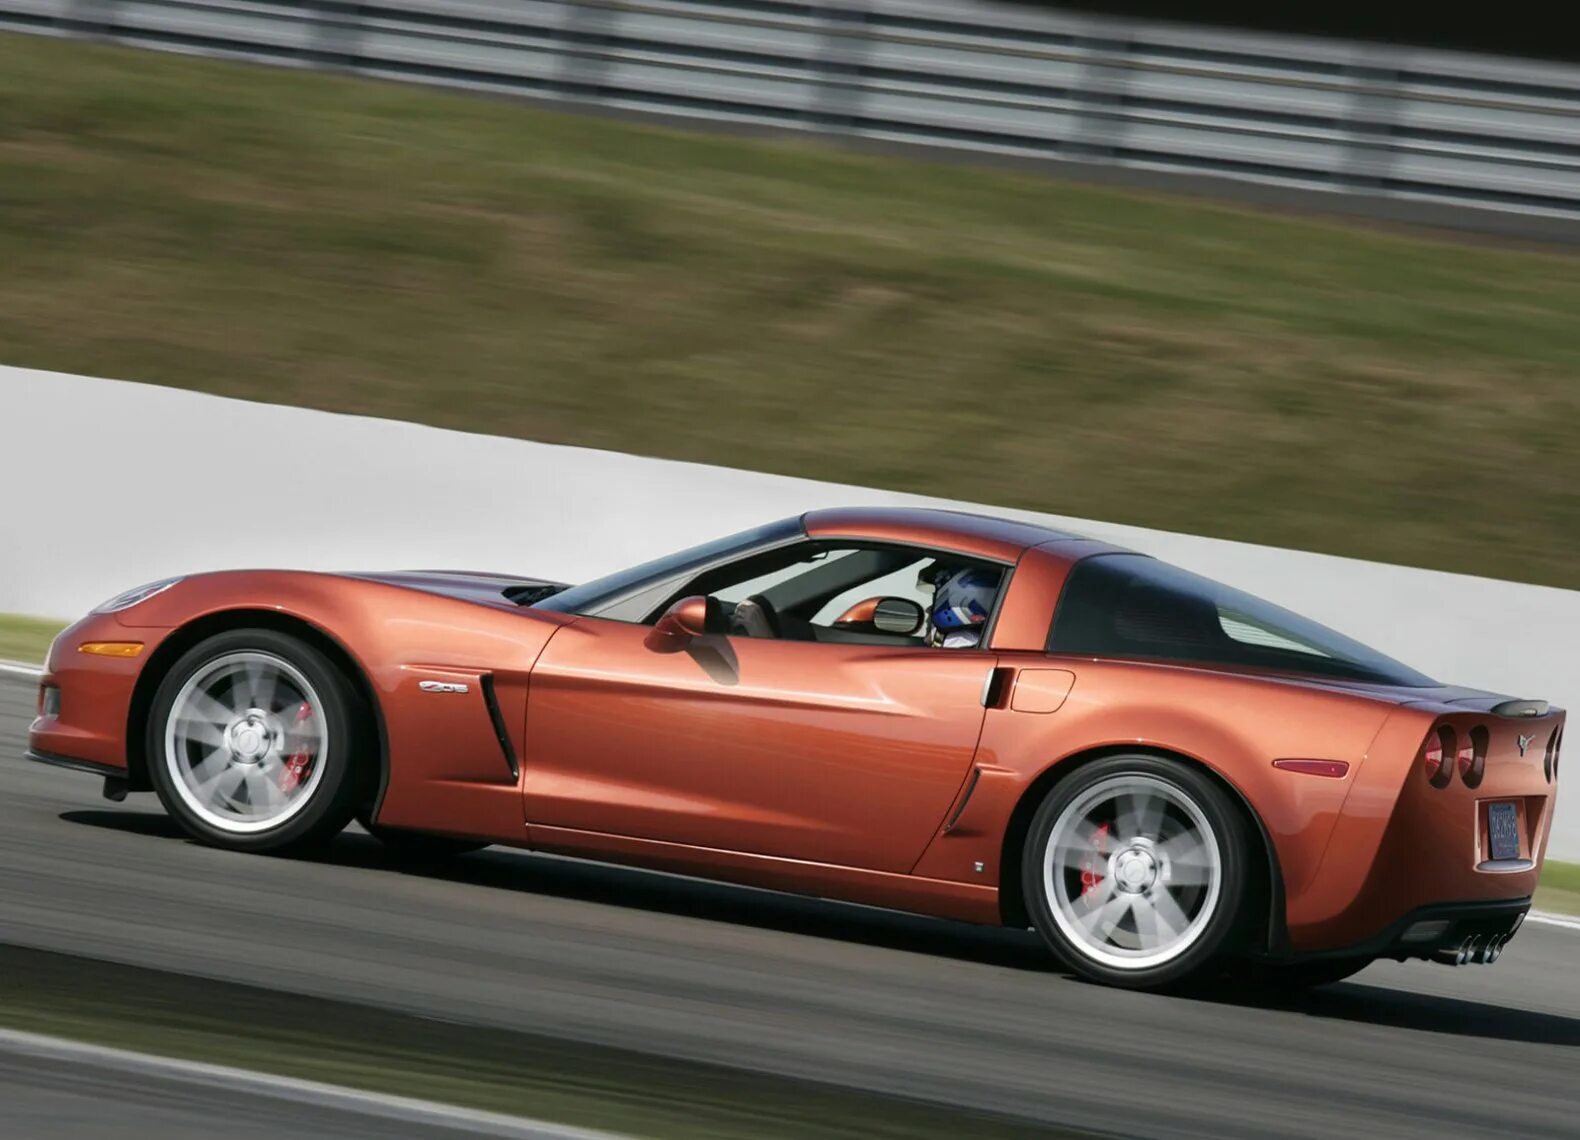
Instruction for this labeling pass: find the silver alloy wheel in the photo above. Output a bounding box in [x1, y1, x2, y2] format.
[162, 651, 329, 834]
[1043, 773, 1222, 970]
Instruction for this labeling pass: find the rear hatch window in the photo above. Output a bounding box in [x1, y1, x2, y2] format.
[1049, 554, 1435, 687]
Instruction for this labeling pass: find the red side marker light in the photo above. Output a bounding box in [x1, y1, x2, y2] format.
[1272, 759, 1350, 779]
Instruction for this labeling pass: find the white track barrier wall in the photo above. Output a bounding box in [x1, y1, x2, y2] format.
[2, 365, 1575, 858]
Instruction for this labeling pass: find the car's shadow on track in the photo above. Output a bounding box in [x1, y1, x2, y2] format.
[60, 806, 1580, 1049]
[1179, 976, 1580, 1048]
[59, 808, 1057, 973]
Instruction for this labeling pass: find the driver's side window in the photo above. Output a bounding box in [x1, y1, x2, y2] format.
[662, 541, 1004, 648]
[810, 558, 935, 625]
[712, 548, 863, 608]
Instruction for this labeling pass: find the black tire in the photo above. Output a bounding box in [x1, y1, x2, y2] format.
[145, 628, 368, 852]
[361, 820, 487, 862]
[1241, 957, 1372, 990]
[1022, 754, 1253, 991]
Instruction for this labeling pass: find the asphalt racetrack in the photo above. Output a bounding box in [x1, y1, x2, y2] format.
[1, 675, 1576, 1138]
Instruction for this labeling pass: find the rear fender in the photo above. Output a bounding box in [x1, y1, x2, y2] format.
[912, 657, 1394, 939]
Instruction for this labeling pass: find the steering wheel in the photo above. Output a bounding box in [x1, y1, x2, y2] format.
[731, 593, 782, 639]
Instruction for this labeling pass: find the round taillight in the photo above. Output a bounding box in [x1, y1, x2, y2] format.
[1424, 726, 1455, 787]
[1460, 726, 1488, 788]
[1548, 727, 1564, 784]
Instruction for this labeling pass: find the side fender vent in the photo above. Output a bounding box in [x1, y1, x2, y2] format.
[479, 674, 520, 780]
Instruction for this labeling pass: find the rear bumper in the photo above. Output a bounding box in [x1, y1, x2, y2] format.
[1283, 897, 1531, 964]
[1283, 706, 1559, 954]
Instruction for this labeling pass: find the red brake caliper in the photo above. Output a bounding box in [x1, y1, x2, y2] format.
[280, 702, 314, 793]
[1080, 822, 1111, 898]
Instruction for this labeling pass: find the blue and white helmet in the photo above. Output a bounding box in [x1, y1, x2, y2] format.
[928, 566, 997, 647]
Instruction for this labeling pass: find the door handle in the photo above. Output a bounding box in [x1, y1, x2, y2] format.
[980, 666, 1014, 709]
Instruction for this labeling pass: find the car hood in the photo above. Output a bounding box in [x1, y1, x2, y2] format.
[345, 570, 571, 609]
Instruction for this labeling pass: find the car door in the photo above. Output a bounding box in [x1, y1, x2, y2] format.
[520, 615, 997, 873]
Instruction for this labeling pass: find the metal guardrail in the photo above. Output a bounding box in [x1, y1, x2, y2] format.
[4, 0, 1579, 220]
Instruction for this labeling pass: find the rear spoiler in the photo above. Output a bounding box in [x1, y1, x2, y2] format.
[1489, 698, 1549, 718]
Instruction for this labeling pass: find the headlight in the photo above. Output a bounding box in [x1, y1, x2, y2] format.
[92, 577, 183, 614]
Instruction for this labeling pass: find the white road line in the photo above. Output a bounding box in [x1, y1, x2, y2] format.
[1528, 911, 1580, 932]
[0, 660, 43, 679]
[0, 1027, 627, 1140]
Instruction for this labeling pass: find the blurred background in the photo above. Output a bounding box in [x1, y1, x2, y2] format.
[0, 2, 1576, 1138]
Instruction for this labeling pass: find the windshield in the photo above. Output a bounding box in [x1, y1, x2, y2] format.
[1049, 554, 1435, 687]
[532, 517, 804, 618]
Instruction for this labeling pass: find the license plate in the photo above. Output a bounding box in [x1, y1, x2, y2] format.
[1488, 802, 1521, 862]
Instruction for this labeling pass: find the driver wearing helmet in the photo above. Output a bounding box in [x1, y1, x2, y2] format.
[921, 562, 999, 649]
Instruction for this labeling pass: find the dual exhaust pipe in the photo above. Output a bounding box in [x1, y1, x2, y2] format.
[1432, 933, 1510, 966]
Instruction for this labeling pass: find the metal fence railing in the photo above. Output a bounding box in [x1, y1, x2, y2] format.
[4, 0, 1579, 221]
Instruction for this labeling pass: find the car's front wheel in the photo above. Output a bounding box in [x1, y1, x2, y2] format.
[1023, 755, 1251, 990]
[147, 629, 367, 852]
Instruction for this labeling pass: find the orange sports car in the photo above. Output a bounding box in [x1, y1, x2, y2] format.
[27, 508, 1563, 990]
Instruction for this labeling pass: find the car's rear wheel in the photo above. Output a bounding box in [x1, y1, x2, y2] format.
[147, 629, 366, 852]
[1023, 755, 1251, 990]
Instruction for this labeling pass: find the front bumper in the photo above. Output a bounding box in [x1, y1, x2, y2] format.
[27, 612, 167, 779]
[26, 748, 133, 801]
[25, 747, 127, 780]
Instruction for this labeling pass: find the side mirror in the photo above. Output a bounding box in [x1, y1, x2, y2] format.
[874, 597, 926, 635]
[833, 596, 926, 636]
[645, 595, 712, 652]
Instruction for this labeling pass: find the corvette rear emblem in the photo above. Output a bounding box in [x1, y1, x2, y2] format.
[419, 680, 469, 694]
[1517, 733, 1536, 756]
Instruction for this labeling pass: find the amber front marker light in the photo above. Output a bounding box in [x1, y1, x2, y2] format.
[78, 642, 145, 658]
